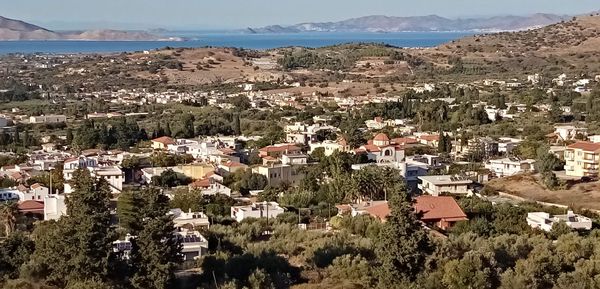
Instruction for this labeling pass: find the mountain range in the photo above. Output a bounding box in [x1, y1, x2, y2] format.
[0, 16, 180, 41]
[248, 13, 571, 33]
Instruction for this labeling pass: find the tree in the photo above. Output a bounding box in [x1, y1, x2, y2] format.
[165, 122, 172, 138]
[129, 188, 181, 289]
[0, 201, 19, 237]
[23, 169, 117, 287]
[180, 114, 196, 138]
[232, 113, 242, 136]
[117, 190, 144, 234]
[169, 189, 203, 212]
[151, 169, 191, 188]
[0, 232, 34, 282]
[230, 95, 251, 111]
[64, 169, 116, 284]
[375, 187, 432, 285]
[536, 146, 563, 174]
[442, 251, 499, 289]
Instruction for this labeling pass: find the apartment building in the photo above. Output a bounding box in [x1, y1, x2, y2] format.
[564, 142, 600, 177]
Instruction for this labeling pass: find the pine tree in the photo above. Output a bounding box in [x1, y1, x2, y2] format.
[129, 188, 181, 289]
[64, 169, 116, 283]
[23, 169, 117, 287]
[375, 188, 432, 285]
[12, 126, 20, 145]
[66, 128, 74, 145]
[181, 114, 196, 138]
[153, 122, 163, 139]
[165, 122, 172, 137]
[233, 113, 242, 136]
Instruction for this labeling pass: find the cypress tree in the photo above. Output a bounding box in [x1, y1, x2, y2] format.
[129, 188, 181, 289]
[375, 188, 432, 285]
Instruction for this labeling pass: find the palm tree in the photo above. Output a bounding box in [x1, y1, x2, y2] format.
[0, 201, 19, 236]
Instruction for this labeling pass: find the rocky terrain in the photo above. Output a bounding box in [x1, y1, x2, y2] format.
[0, 15, 176, 41]
[250, 13, 569, 33]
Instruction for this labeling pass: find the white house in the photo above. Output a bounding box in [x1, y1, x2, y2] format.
[169, 208, 210, 229]
[281, 154, 309, 165]
[527, 211, 593, 232]
[498, 138, 522, 154]
[552, 126, 587, 142]
[15, 183, 49, 201]
[309, 139, 351, 157]
[0, 188, 19, 201]
[201, 182, 232, 197]
[356, 133, 405, 164]
[176, 229, 209, 261]
[252, 164, 303, 187]
[113, 229, 209, 261]
[44, 194, 67, 220]
[189, 141, 219, 161]
[230, 202, 285, 222]
[63, 156, 124, 194]
[485, 158, 536, 177]
[29, 114, 67, 124]
[418, 175, 473, 196]
[167, 139, 200, 154]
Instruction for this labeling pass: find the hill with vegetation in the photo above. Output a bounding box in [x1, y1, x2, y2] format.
[0, 15, 172, 41]
[250, 13, 568, 33]
[413, 14, 600, 78]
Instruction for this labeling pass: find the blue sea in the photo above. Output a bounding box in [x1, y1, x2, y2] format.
[0, 32, 472, 54]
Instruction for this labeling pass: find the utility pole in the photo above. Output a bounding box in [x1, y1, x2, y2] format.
[49, 168, 53, 195]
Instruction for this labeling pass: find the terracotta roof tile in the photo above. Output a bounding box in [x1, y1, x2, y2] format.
[567, 142, 600, 152]
[373, 133, 390, 142]
[364, 202, 391, 221]
[152, 136, 176, 145]
[414, 196, 467, 222]
[392, 137, 419, 145]
[419, 135, 440, 141]
[18, 200, 44, 212]
[224, 161, 245, 168]
[361, 144, 382, 152]
[189, 178, 211, 189]
[259, 144, 301, 153]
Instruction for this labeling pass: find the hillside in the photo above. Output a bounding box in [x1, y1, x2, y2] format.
[250, 13, 568, 33]
[413, 14, 600, 77]
[0, 15, 171, 41]
[0, 15, 62, 40]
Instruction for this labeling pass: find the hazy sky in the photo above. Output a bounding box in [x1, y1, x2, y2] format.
[4, 0, 599, 30]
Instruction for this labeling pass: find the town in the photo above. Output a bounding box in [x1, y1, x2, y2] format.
[2, 11, 600, 289]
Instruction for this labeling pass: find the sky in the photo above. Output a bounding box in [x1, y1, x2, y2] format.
[3, 0, 599, 30]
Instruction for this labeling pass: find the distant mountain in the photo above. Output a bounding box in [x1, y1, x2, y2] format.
[0, 15, 180, 41]
[249, 14, 570, 33]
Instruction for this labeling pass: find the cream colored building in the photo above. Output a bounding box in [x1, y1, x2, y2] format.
[252, 164, 303, 186]
[418, 175, 473, 196]
[564, 142, 600, 177]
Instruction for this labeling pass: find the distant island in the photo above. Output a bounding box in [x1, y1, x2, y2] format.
[0, 16, 182, 41]
[248, 13, 570, 33]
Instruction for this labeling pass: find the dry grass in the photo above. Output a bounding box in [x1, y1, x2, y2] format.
[487, 174, 600, 210]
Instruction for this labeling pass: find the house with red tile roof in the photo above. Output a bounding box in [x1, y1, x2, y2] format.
[417, 134, 440, 147]
[218, 161, 248, 175]
[391, 137, 419, 146]
[565, 141, 600, 177]
[151, 136, 176, 150]
[355, 133, 405, 163]
[338, 196, 467, 230]
[414, 195, 468, 230]
[259, 144, 301, 159]
[309, 137, 351, 157]
[18, 200, 45, 215]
